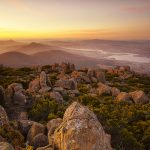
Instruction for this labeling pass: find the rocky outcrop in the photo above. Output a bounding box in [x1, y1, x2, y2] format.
[7, 83, 27, 105]
[55, 78, 77, 90]
[71, 71, 91, 84]
[32, 133, 48, 149]
[97, 83, 111, 95]
[0, 142, 14, 150]
[27, 122, 45, 145]
[28, 71, 51, 93]
[0, 86, 5, 106]
[87, 69, 106, 83]
[116, 92, 131, 102]
[39, 71, 51, 93]
[106, 66, 132, 80]
[129, 90, 149, 104]
[28, 78, 41, 93]
[0, 106, 9, 127]
[54, 102, 112, 150]
[61, 62, 75, 73]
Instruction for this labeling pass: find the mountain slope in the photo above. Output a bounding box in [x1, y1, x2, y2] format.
[0, 50, 99, 68]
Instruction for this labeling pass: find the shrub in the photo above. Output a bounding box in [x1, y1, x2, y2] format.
[29, 98, 65, 121]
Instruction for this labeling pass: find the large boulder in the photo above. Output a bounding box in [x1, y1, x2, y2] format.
[39, 71, 51, 93]
[0, 142, 14, 150]
[116, 92, 131, 102]
[129, 90, 149, 104]
[54, 102, 112, 150]
[7, 83, 27, 105]
[0, 105, 9, 127]
[55, 78, 77, 90]
[97, 83, 111, 95]
[28, 71, 51, 93]
[27, 122, 45, 145]
[32, 133, 48, 149]
[0, 86, 5, 106]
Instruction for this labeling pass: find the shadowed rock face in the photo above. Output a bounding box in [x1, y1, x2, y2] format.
[54, 102, 112, 150]
[0, 86, 5, 106]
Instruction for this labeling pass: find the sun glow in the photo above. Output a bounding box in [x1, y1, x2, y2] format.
[0, 0, 150, 40]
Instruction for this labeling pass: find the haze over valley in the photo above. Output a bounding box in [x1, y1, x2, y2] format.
[0, 39, 149, 74]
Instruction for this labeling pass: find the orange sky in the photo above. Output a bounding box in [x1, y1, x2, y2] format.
[0, 0, 150, 40]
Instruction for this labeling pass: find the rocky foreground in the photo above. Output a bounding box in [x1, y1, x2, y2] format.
[0, 63, 150, 150]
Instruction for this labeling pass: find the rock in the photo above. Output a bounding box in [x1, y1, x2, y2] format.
[28, 78, 40, 92]
[129, 90, 149, 104]
[0, 86, 5, 106]
[95, 70, 106, 84]
[107, 68, 114, 74]
[47, 118, 62, 145]
[36, 145, 53, 150]
[87, 69, 106, 83]
[27, 122, 45, 144]
[91, 77, 98, 83]
[0, 105, 9, 127]
[53, 87, 64, 94]
[39, 71, 51, 93]
[18, 120, 35, 137]
[0, 142, 14, 150]
[0, 136, 5, 142]
[49, 92, 64, 103]
[97, 83, 111, 95]
[111, 87, 120, 97]
[18, 112, 28, 120]
[61, 63, 75, 73]
[71, 71, 91, 84]
[32, 133, 48, 149]
[116, 92, 131, 102]
[55, 78, 77, 90]
[67, 90, 80, 97]
[7, 83, 27, 105]
[47, 118, 63, 133]
[54, 102, 112, 150]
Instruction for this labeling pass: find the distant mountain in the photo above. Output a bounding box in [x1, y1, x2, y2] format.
[15, 42, 60, 54]
[0, 50, 100, 68]
[0, 51, 35, 67]
[0, 40, 21, 46]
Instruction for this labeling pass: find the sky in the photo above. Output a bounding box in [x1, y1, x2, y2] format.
[0, 0, 150, 40]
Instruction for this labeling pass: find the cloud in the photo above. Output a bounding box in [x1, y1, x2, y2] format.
[121, 4, 150, 13]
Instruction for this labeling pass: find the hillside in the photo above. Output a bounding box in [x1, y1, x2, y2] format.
[0, 64, 150, 150]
